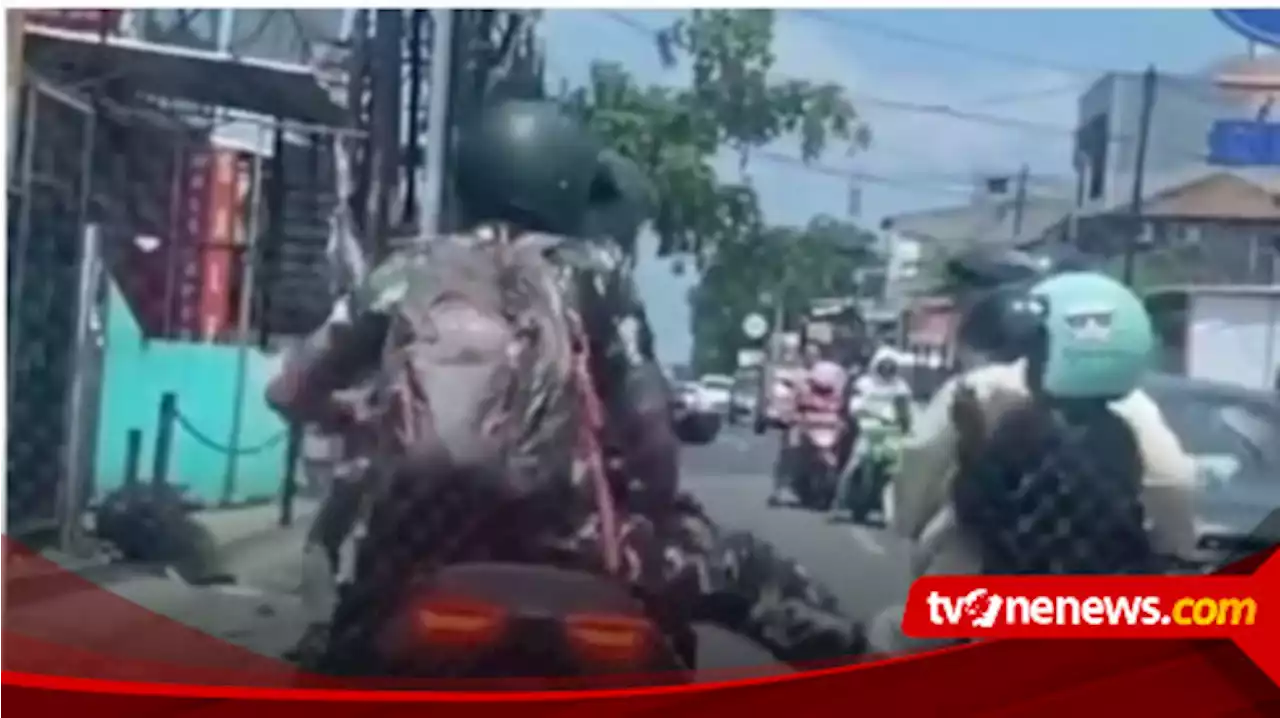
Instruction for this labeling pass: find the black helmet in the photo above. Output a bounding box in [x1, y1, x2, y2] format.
[454, 100, 604, 236]
[949, 245, 1090, 362]
[583, 149, 658, 250]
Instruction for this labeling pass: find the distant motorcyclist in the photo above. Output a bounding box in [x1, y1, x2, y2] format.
[849, 347, 913, 431]
[768, 343, 844, 506]
[869, 249, 1198, 653]
[828, 346, 912, 520]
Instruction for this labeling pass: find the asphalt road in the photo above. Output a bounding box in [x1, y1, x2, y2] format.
[20, 426, 915, 678]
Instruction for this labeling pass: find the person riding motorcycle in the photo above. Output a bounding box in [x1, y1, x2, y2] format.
[868, 248, 1198, 653]
[828, 346, 912, 520]
[269, 99, 868, 672]
[768, 343, 847, 506]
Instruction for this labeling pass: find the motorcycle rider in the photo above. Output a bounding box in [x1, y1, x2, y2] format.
[768, 341, 845, 506]
[828, 346, 912, 520]
[868, 248, 1198, 653]
[270, 99, 868, 671]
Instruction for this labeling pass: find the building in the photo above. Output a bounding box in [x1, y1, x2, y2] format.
[1051, 56, 1280, 286]
[880, 172, 1074, 308]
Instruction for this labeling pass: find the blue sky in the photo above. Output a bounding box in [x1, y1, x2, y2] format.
[540, 9, 1256, 365]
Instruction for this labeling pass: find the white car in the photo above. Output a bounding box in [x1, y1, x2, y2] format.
[671, 381, 722, 445]
[698, 374, 734, 416]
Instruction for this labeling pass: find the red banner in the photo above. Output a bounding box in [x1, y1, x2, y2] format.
[169, 146, 211, 340]
[198, 149, 240, 342]
[905, 299, 957, 347]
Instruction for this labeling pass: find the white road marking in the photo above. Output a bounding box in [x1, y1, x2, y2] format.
[847, 525, 888, 557]
[211, 583, 273, 598]
[164, 565, 190, 586]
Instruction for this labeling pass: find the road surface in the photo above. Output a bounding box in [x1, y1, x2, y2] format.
[16, 426, 915, 677]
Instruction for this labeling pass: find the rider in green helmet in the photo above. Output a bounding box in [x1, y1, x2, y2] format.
[869, 254, 1197, 651]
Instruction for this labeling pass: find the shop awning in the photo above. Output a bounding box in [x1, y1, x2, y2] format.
[23, 23, 346, 127]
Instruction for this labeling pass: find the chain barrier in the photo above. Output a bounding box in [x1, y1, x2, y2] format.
[172, 407, 289, 456]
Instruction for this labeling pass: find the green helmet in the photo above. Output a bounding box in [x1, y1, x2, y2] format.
[1027, 272, 1154, 400]
[454, 100, 603, 236]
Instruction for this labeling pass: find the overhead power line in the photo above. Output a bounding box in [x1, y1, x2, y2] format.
[793, 10, 1111, 77]
[593, 11, 1215, 165]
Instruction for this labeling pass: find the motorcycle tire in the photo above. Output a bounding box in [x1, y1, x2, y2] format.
[847, 465, 876, 523]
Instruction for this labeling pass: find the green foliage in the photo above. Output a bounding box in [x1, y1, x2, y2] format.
[689, 215, 879, 372]
[562, 10, 868, 261]
[563, 10, 879, 368]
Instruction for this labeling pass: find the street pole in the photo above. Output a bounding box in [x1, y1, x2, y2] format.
[1068, 151, 1089, 246]
[420, 9, 455, 240]
[222, 124, 267, 507]
[370, 9, 404, 257]
[1123, 65, 1158, 286]
[1010, 163, 1030, 244]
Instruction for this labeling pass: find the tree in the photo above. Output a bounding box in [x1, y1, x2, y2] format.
[562, 10, 869, 263]
[689, 215, 879, 372]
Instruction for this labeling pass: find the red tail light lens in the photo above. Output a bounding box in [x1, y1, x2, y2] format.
[563, 613, 656, 665]
[415, 597, 509, 648]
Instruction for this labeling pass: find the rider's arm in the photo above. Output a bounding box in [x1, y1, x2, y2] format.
[266, 298, 390, 430]
[1110, 389, 1199, 560]
[586, 257, 681, 517]
[891, 375, 962, 543]
[891, 362, 1026, 544]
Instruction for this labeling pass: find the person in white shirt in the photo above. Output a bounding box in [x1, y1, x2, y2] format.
[866, 250, 1197, 654]
[828, 346, 912, 519]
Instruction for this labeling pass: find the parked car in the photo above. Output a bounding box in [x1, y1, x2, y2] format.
[728, 370, 760, 424]
[697, 374, 734, 416]
[1142, 373, 1280, 567]
[670, 380, 722, 445]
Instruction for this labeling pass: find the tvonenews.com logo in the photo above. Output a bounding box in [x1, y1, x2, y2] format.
[925, 588, 1258, 629]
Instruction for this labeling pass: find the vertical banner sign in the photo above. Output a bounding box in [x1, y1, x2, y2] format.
[200, 149, 239, 341]
[173, 147, 211, 340]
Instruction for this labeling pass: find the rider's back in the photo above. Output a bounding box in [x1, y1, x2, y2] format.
[953, 397, 1154, 574]
[362, 228, 596, 569]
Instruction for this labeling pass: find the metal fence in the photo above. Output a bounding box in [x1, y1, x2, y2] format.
[7, 80, 103, 548]
[4, 72, 349, 549]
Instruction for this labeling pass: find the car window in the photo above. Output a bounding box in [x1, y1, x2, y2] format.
[1154, 390, 1280, 483]
[701, 376, 732, 389]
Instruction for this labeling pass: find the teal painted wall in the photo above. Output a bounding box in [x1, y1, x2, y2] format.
[93, 281, 289, 505]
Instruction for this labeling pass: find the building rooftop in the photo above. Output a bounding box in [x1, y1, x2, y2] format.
[882, 195, 1073, 252]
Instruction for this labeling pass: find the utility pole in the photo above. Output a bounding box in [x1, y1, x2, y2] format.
[1123, 65, 1158, 286]
[420, 9, 455, 239]
[370, 9, 404, 258]
[1010, 163, 1030, 243]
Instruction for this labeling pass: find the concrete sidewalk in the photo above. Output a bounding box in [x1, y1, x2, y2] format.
[5, 497, 321, 608]
[195, 497, 320, 555]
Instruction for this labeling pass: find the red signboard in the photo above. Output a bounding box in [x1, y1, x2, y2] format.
[171, 146, 211, 340]
[906, 297, 958, 347]
[199, 149, 240, 342]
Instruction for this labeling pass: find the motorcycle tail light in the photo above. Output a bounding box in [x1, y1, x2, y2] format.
[415, 597, 509, 648]
[563, 613, 655, 665]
